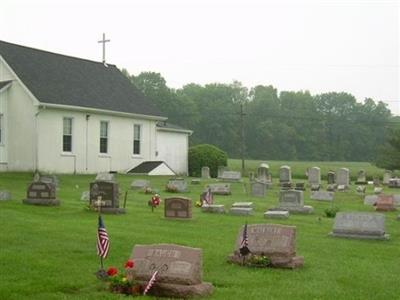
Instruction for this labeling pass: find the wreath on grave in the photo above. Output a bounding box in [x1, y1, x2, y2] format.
[246, 254, 271, 268]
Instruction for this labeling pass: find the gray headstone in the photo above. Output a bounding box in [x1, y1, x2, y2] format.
[95, 172, 115, 182]
[39, 174, 59, 188]
[220, 171, 241, 182]
[201, 167, 210, 179]
[127, 244, 213, 298]
[251, 182, 266, 197]
[330, 212, 389, 240]
[374, 187, 383, 195]
[232, 202, 253, 208]
[327, 171, 336, 184]
[90, 181, 123, 214]
[264, 210, 289, 219]
[383, 171, 392, 185]
[278, 190, 313, 213]
[356, 185, 366, 194]
[394, 195, 400, 207]
[310, 191, 334, 202]
[201, 204, 225, 214]
[279, 165, 292, 183]
[164, 197, 192, 219]
[257, 163, 270, 183]
[364, 195, 378, 205]
[206, 183, 231, 195]
[130, 179, 150, 190]
[229, 207, 253, 215]
[217, 166, 228, 179]
[0, 191, 11, 201]
[166, 178, 188, 193]
[308, 167, 321, 186]
[336, 168, 350, 187]
[248, 172, 255, 182]
[356, 170, 367, 183]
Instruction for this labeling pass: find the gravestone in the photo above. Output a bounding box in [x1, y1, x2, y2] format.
[388, 178, 400, 188]
[364, 195, 378, 206]
[310, 184, 320, 191]
[166, 178, 188, 193]
[375, 195, 396, 212]
[356, 170, 367, 184]
[336, 168, 350, 188]
[329, 212, 389, 240]
[0, 191, 11, 201]
[373, 177, 381, 187]
[251, 182, 266, 197]
[220, 171, 241, 182]
[394, 195, 400, 207]
[230, 202, 253, 216]
[164, 197, 192, 219]
[202, 204, 225, 214]
[274, 190, 313, 213]
[257, 163, 272, 185]
[217, 166, 228, 179]
[327, 171, 336, 184]
[23, 182, 60, 206]
[228, 224, 304, 269]
[374, 187, 383, 194]
[337, 185, 346, 192]
[80, 191, 90, 201]
[327, 184, 337, 192]
[95, 172, 115, 182]
[279, 165, 292, 185]
[89, 181, 124, 214]
[201, 167, 210, 179]
[191, 178, 201, 185]
[308, 167, 321, 187]
[206, 183, 231, 195]
[39, 174, 59, 188]
[310, 191, 334, 202]
[264, 211, 289, 219]
[383, 171, 392, 185]
[130, 179, 150, 190]
[127, 244, 213, 298]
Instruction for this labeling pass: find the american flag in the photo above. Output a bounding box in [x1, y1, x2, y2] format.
[204, 188, 213, 205]
[143, 270, 158, 295]
[97, 215, 110, 259]
[239, 222, 250, 256]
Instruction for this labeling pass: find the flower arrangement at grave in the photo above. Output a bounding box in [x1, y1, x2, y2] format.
[195, 200, 202, 207]
[246, 254, 271, 268]
[103, 260, 143, 295]
[148, 194, 161, 212]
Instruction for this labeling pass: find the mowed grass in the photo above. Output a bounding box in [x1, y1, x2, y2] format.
[0, 170, 400, 300]
[228, 159, 392, 180]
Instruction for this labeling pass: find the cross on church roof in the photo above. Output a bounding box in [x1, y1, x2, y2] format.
[98, 33, 110, 65]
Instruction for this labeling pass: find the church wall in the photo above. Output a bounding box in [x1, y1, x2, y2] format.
[156, 130, 189, 175]
[0, 57, 36, 171]
[36, 108, 158, 173]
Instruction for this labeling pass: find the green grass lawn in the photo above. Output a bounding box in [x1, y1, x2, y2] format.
[0, 171, 399, 300]
[228, 159, 391, 180]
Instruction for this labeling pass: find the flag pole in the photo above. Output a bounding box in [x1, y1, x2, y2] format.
[97, 196, 104, 270]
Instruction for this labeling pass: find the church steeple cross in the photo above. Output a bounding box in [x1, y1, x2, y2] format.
[98, 33, 110, 64]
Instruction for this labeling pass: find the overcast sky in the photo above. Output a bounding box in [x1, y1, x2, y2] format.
[1, 0, 399, 114]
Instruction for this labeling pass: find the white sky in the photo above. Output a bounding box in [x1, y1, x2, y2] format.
[1, 0, 399, 114]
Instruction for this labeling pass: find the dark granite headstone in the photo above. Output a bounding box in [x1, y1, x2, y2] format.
[23, 182, 60, 206]
[164, 197, 192, 219]
[89, 181, 124, 214]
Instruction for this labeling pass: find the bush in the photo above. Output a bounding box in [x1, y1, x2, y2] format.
[189, 144, 228, 178]
[324, 206, 339, 218]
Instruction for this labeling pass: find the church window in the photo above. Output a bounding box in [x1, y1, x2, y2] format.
[63, 117, 73, 152]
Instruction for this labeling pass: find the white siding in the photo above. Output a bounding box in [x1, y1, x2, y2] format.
[156, 130, 189, 175]
[36, 108, 158, 173]
[0, 57, 36, 171]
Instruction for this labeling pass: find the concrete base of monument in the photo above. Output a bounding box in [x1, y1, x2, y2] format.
[228, 253, 304, 269]
[202, 204, 225, 213]
[136, 281, 213, 298]
[91, 207, 126, 214]
[22, 198, 60, 206]
[270, 205, 314, 214]
[329, 232, 390, 240]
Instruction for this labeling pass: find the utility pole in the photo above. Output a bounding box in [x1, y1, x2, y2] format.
[240, 102, 246, 174]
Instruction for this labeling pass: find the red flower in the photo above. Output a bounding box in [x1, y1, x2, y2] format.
[125, 260, 134, 269]
[107, 267, 118, 276]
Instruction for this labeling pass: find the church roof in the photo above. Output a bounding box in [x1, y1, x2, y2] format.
[0, 40, 164, 118]
[156, 121, 192, 134]
[0, 80, 12, 90]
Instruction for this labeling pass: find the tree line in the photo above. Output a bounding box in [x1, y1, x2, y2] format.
[122, 70, 398, 163]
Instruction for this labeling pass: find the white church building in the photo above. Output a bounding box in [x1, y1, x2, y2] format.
[0, 40, 192, 174]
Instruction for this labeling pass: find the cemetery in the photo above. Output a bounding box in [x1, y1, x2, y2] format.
[1, 163, 399, 299]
